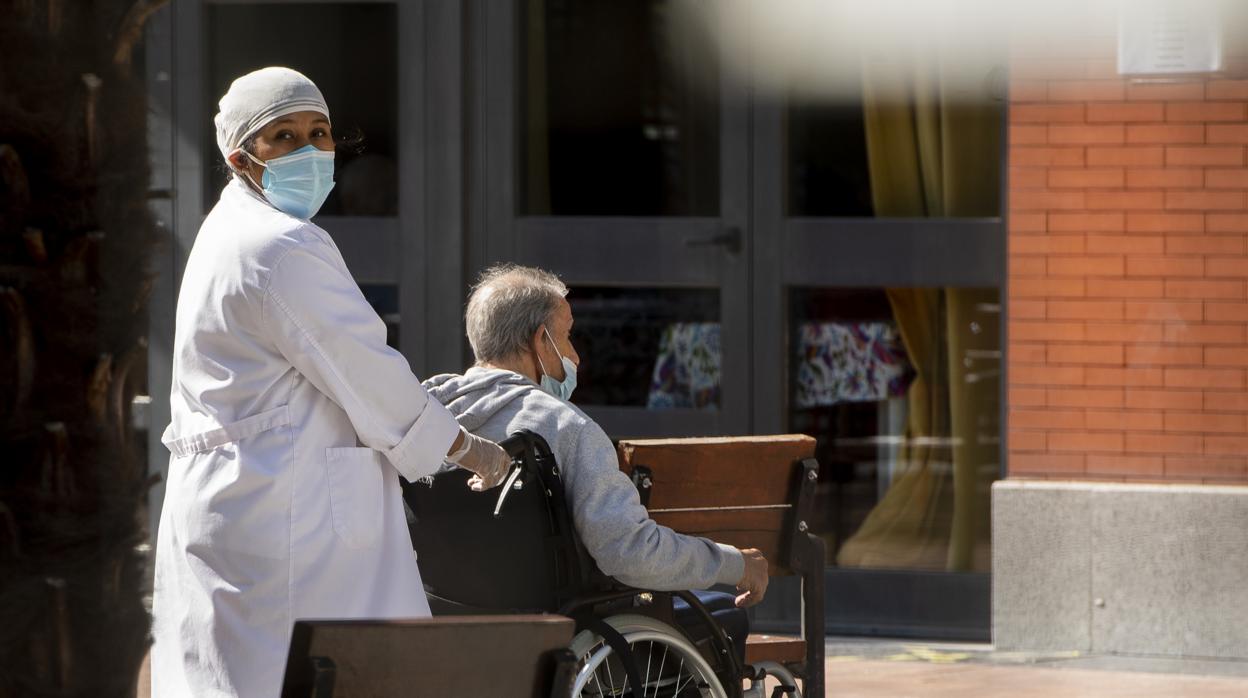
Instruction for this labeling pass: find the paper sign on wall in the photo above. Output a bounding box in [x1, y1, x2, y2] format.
[1118, 0, 1223, 75]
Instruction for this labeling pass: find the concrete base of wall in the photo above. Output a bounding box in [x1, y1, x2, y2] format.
[993, 479, 1248, 659]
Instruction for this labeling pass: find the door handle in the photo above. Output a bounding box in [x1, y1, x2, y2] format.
[685, 227, 742, 255]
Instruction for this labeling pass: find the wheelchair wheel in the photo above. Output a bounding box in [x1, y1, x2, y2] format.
[569, 614, 729, 698]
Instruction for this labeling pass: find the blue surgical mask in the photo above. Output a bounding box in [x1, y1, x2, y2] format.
[536, 326, 577, 401]
[243, 144, 335, 219]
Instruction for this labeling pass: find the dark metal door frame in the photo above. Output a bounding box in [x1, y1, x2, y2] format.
[468, 0, 753, 438]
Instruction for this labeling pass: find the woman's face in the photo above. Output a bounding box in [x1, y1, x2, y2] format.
[228, 109, 333, 184]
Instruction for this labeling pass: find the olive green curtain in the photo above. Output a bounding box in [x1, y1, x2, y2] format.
[835, 48, 1001, 572]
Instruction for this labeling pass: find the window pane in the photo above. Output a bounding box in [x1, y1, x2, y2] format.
[789, 287, 1001, 573]
[204, 3, 398, 217]
[788, 57, 1003, 218]
[567, 287, 720, 409]
[521, 0, 719, 216]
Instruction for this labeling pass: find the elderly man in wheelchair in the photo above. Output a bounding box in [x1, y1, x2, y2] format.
[404, 264, 802, 697]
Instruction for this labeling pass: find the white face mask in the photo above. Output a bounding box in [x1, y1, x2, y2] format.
[536, 326, 577, 401]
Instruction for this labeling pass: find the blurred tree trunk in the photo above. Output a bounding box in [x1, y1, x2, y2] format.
[0, 0, 162, 694]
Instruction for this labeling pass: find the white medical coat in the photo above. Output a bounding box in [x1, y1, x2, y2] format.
[151, 178, 460, 697]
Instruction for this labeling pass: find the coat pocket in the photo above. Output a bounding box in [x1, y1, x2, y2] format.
[325, 447, 385, 549]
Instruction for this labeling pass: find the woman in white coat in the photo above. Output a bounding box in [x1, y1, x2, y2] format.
[151, 67, 511, 697]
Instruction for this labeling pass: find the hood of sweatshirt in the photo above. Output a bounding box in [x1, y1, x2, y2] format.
[422, 367, 540, 432]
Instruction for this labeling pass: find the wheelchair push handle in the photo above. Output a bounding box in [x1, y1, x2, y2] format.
[498, 431, 538, 462]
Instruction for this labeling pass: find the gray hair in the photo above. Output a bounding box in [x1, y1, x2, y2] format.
[466, 264, 568, 363]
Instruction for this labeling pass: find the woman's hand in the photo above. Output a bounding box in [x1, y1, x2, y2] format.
[446, 428, 512, 491]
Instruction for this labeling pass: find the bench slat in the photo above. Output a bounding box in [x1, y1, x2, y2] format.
[617, 436, 816, 510]
[647, 509, 789, 573]
[744, 634, 806, 665]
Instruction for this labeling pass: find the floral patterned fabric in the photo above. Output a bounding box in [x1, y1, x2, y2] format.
[643, 321, 910, 410]
[646, 322, 721, 410]
[794, 322, 913, 408]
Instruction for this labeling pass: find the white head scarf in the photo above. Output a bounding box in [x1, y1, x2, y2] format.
[213, 66, 331, 163]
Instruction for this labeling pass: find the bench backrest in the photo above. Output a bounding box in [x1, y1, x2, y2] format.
[280, 615, 575, 697]
[616, 435, 818, 577]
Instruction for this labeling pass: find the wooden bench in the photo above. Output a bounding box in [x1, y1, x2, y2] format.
[617, 435, 825, 697]
[280, 615, 577, 698]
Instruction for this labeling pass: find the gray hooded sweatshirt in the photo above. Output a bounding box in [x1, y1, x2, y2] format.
[423, 367, 745, 591]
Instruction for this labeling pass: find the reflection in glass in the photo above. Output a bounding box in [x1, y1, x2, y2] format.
[790, 287, 1000, 573]
[788, 99, 874, 217]
[566, 287, 719, 409]
[522, 0, 719, 216]
[788, 51, 1003, 217]
[205, 3, 398, 216]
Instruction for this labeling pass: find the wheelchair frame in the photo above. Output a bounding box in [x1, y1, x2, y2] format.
[403, 430, 766, 698]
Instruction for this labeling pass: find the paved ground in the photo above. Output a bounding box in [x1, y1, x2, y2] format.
[819, 638, 1248, 697]
[137, 637, 1248, 696]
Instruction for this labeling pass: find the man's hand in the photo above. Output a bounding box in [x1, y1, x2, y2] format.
[734, 548, 769, 608]
[446, 428, 512, 491]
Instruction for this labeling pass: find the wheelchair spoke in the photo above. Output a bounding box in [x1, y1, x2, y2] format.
[583, 640, 608, 698]
[673, 656, 689, 696]
[653, 643, 668, 698]
[643, 641, 654, 698]
[603, 647, 616, 696]
[596, 664, 611, 698]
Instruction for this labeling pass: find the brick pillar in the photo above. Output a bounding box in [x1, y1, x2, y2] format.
[1007, 39, 1248, 482]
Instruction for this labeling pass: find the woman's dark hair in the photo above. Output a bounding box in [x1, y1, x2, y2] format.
[240, 133, 259, 155]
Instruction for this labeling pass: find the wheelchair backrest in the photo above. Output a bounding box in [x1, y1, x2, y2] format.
[616, 435, 819, 577]
[403, 431, 599, 613]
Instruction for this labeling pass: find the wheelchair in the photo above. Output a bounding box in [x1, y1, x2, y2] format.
[403, 431, 803, 698]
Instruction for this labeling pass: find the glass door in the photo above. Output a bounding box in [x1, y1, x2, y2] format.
[750, 37, 1007, 639]
[470, 0, 1008, 638]
[473, 0, 750, 437]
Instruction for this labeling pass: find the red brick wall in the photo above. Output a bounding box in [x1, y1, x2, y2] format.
[1007, 35, 1248, 482]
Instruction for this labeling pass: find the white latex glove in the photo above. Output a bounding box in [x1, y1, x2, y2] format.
[446, 428, 511, 491]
